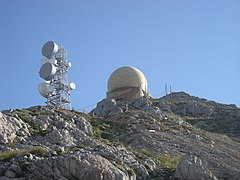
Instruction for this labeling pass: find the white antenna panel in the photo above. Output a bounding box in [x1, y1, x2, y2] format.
[42, 41, 59, 59]
[38, 82, 49, 98]
[68, 82, 76, 90]
[39, 62, 57, 81]
[38, 82, 55, 97]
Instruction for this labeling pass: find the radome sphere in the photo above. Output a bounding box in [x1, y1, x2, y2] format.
[107, 66, 148, 99]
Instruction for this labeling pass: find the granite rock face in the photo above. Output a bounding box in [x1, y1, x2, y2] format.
[28, 153, 129, 180]
[91, 98, 123, 118]
[156, 92, 240, 140]
[0, 92, 240, 179]
[90, 97, 165, 120]
[174, 153, 217, 180]
[0, 112, 29, 144]
[157, 91, 240, 119]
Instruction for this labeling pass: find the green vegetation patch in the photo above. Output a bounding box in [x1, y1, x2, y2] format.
[155, 155, 181, 168]
[115, 163, 125, 172]
[213, 133, 231, 141]
[15, 110, 33, 125]
[15, 110, 50, 136]
[127, 168, 136, 176]
[0, 147, 48, 161]
[89, 117, 127, 143]
[89, 117, 107, 138]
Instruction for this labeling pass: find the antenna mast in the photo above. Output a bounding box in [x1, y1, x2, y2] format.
[38, 41, 76, 109]
[165, 83, 168, 96]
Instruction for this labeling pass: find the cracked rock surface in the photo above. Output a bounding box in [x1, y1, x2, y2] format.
[174, 153, 217, 180]
[0, 92, 240, 179]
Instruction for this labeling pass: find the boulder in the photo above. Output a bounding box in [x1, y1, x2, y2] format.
[233, 172, 240, 180]
[75, 116, 93, 136]
[130, 98, 152, 110]
[90, 99, 123, 117]
[5, 163, 21, 178]
[28, 152, 130, 180]
[0, 112, 29, 144]
[144, 158, 156, 172]
[174, 153, 217, 180]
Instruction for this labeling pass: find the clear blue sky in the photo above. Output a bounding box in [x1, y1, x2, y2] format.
[0, 0, 239, 111]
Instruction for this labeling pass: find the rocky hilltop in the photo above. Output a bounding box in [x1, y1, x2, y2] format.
[0, 92, 240, 180]
[156, 92, 240, 141]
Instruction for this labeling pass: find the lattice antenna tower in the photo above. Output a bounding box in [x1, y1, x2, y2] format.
[38, 41, 76, 109]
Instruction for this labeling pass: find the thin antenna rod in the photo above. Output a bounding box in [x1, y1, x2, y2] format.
[165, 83, 168, 96]
[170, 85, 172, 99]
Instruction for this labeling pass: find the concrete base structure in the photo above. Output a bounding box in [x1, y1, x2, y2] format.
[107, 86, 147, 100]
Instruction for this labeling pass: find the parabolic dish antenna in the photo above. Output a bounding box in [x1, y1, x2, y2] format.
[68, 82, 76, 90]
[38, 83, 48, 98]
[39, 62, 57, 81]
[42, 41, 59, 59]
[38, 82, 54, 98]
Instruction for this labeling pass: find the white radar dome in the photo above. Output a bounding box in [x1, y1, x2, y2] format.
[107, 66, 148, 99]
